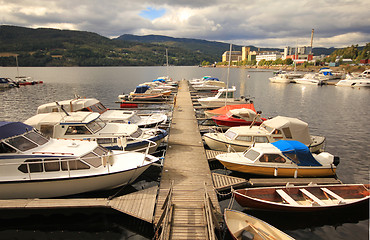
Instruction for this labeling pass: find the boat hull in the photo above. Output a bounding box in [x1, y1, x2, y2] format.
[218, 160, 336, 177]
[212, 116, 264, 127]
[0, 164, 151, 199]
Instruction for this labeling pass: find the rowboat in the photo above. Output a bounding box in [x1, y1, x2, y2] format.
[233, 184, 370, 212]
[224, 209, 295, 240]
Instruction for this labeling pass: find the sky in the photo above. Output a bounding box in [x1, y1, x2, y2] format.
[1, 0, 369, 49]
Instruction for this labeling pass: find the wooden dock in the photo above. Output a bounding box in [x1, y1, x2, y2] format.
[153, 80, 221, 239]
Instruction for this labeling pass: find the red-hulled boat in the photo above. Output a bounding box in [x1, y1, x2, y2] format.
[233, 184, 370, 212]
[212, 108, 266, 127]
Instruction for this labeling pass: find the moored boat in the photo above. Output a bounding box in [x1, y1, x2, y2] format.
[233, 184, 370, 212]
[204, 103, 257, 118]
[211, 108, 266, 128]
[224, 209, 295, 240]
[24, 112, 167, 154]
[37, 97, 167, 128]
[203, 116, 325, 153]
[0, 77, 18, 89]
[216, 140, 339, 177]
[0, 121, 158, 199]
[198, 87, 252, 108]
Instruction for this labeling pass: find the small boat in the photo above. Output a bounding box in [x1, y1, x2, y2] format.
[37, 97, 168, 128]
[198, 87, 252, 108]
[204, 104, 257, 118]
[0, 121, 158, 199]
[0, 77, 18, 89]
[118, 85, 172, 101]
[204, 116, 325, 153]
[293, 74, 325, 85]
[233, 184, 370, 212]
[211, 108, 266, 128]
[216, 140, 339, 177]
[224, 209, 295, 240]
[269, 74, 291, 84]
[24, 112, 167, 154]
[192, 78, 226, 91]
[15, 76, 43, 85]
[335, 74, 370, 87]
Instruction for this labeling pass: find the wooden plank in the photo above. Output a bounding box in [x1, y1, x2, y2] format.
[276, 189, 300, 206]
[321, 187, 346, 203]
[299, 188, 326, 206]
[212, 173, 248, 191]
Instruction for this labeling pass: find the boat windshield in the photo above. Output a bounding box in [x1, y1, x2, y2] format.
[130, 128, 143, 138]
[5, 133, 40, 152]
[218, 91, 234, 98]
[87, 118, 106, 133]
[261, 125, 274, 133]
[127, 114, 141, 124]
[225, 130, 237, 140]
[243, 149, 260, 161]
[88, 103, 108, 114]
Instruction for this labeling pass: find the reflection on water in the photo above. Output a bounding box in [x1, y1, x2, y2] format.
[0, 66, 369, 239]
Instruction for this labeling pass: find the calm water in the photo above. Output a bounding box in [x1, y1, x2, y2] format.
[0, 66, 369, 239]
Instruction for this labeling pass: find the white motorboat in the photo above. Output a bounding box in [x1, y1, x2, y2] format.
[24, 112, 167, 154]
[0, 121, 158, 199]
[216, 140, 339, 177]
[192, 78, 226, 91]
[269, 73, 291, 83]
[203, 116, 325, 153]
[197, 87, 251, 108]
[293, 73, 325, 85]
[335, 74, 370, 87]
[37, 97, 168, 128]
[118, 85, 172, 101]
[0, 77, 18, 89]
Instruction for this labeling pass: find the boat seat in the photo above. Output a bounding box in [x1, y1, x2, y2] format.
[321, 187, 346, 204]
[299, 188, 326, 206]
[276, 189, 300, 206]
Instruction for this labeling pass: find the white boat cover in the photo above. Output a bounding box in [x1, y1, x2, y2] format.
[261, 116, 312, 145]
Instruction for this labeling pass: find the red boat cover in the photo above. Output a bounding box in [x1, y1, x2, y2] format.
[205, 104, 256, 116]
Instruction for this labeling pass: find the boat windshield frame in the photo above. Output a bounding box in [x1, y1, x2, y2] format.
[86, 118, 106, 133]
[225, 130, 237, 140]
[4, 130, 48, 152]
[243, 149, 260, 162]
[87, 102, 108, 114]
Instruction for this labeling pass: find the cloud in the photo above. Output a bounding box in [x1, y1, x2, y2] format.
[0, 0, 369, 48]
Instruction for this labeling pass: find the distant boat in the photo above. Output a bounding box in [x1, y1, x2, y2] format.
[197, 87, 252, 108]
[335, 74, 370, 87]
[224, 209, 295, 240]
[293, 73, 325, 85]
[118, 85, 172, 101]
[269, 73, 291, 83]
[0, 77, 18, 89]
[233, 184, 370, 212]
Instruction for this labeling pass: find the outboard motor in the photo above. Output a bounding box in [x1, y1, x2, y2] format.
[333, 156, 340, 166]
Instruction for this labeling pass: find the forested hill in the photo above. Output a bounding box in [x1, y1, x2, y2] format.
[0, 25, 216, 66]
[0, 25, 340, 67]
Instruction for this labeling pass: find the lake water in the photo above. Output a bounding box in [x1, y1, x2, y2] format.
[0, 66, 369, 239]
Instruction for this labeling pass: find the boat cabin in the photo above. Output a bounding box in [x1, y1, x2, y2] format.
[244, 140, 324, 166]
[215, 87, 236, 99]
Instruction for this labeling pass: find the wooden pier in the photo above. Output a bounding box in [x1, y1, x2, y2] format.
[153, 80, 221, 239]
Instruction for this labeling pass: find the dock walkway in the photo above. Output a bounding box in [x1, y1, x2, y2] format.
[153, 80, 221, 239]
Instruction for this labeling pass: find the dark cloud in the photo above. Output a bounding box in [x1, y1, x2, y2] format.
[0, 0, 368, 47]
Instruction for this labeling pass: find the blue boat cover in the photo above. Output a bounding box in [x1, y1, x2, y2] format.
[153, 78, 166, 82]
[134, 85, 150, 93]
[206, 77, 219, 81]
[271, 140, 322, 166]
[0, 121, 33, 140]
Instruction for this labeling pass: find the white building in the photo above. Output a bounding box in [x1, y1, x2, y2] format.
[256, 52, 282, 64]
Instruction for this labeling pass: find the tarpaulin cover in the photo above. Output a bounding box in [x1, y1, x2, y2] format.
[271, 140, 322, 166]
[0, 122, 33, 140]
